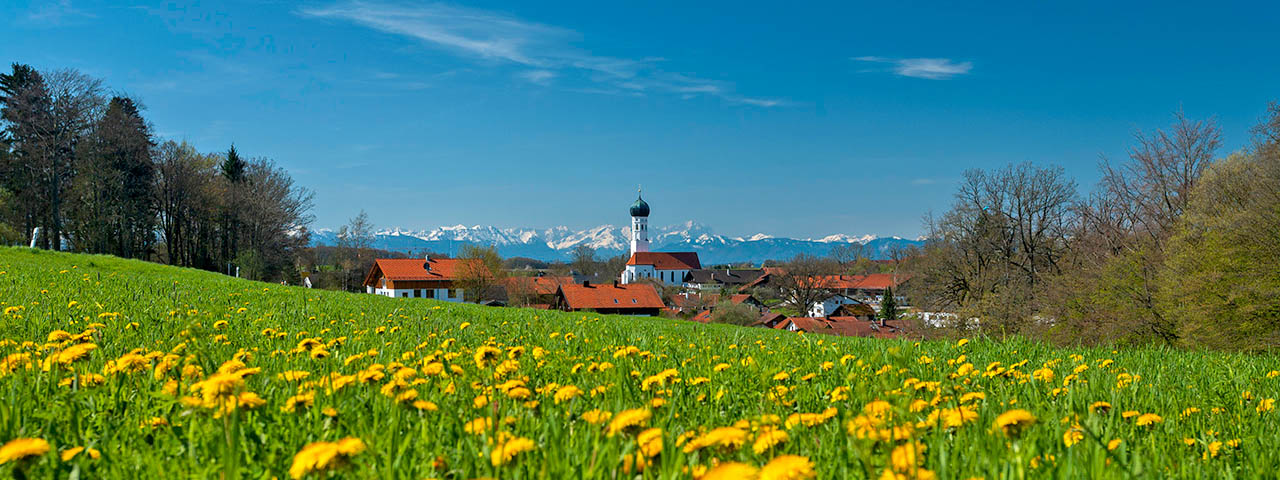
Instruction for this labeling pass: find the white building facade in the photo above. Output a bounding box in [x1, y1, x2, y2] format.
[809, 294, 861, 317]
[620, 191, 701, 285]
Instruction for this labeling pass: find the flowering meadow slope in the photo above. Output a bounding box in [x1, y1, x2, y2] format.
[1, 247, 1278, 479]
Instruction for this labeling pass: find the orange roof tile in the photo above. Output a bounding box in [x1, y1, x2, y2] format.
[365, 258, 485, 284]
[558, 283, 666, 310]
[504, 276, 575, 296]
[625, 252, 701, 270]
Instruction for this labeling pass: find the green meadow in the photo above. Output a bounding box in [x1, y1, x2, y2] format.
[1, 246, 1277, 479]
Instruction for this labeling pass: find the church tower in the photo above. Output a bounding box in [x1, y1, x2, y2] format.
[629, 187, 650, 255]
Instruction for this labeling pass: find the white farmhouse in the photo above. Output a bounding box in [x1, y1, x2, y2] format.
[809, 293, 863, 317]
[362, 257, 485, 302]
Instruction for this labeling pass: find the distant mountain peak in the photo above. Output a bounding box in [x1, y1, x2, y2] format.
[313, 222, 922, 263]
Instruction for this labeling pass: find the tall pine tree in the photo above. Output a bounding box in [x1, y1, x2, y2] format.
[879, 286, 899, 325]
[70, 96, 155, 258]
[0, 63, 50, 246]
[219, 144, 246, 271]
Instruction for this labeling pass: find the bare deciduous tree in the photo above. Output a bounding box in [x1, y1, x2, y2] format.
[772, 253, 840, 314]
[336, 210, 375, 291]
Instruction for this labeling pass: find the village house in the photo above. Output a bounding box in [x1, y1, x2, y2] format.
[500, 274, 575, 308]
[362, 257, 486, 302]
[671, 292, 719, 314]
[681, 269, 765, 291]
[747, 271, 910, 311]
[829, 302, 878, 321]
[619, 191, 702, 286]
[554, 281, 666, 316]
[808, 293, 862, 318]
[752, 312, 789, 328]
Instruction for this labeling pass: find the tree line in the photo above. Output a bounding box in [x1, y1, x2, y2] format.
[906, 104, 1280, 351]
[0, 63, 314, 282]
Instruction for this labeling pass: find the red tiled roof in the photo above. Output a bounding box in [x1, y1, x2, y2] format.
[845, 273, 909, 290]
[558, 283, 666, 310]
[365, 258, 485, 284]
[690, 310, 713, 323]
[729, 294, 755, 305]
[784, 317, 832, 332]
[753, 312, 787, 327]
[505, 276, 574, 296]
[625, 252, 701, 270]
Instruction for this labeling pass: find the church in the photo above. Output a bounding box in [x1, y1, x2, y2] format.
[620, 190, 701, 285]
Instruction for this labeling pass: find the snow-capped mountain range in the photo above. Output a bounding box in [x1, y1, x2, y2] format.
[310, 221, 923, 265]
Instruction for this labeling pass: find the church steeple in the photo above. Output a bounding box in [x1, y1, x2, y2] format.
[629, 186, 650, 255]
[630, 186, 650, 217]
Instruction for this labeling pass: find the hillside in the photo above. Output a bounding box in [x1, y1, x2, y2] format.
[1, 247, 1278, 479]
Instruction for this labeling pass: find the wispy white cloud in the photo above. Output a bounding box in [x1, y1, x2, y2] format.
[853, 56, 973, 80]
[301, 2, 785, 106]
[25, 0, 96, 24]
[518, 69, 555, 86]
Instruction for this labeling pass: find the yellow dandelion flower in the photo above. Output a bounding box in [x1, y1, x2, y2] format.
[637, 428, 663, 458]
[1204, 441, 1223, 459]
[581, 409, 612, 425]
[0, 438, 50, 465]
[1135, 413, 1162, 426]
[464, 417, 493, 435]
[473, 346, 502, 370]
[992, 409, 1036, 437]
[59, 446, 101, 461]
[682, 427, 748, 453]
[890, 442, 925, 472]
[760, 454, 816, 480]
[753, 428, 789, 454]
[1108, 439, 1122, 451]
[1257, 398, 1275, 413]
[288, 437, 366, 479]
[607, 408, 652, 437]
[411, 400, 438, 411]
[554, 385, 583, 403]
[1063, 425, 1084, 447]
[490, 437, 536, 467]
[702, 462, 758, 480]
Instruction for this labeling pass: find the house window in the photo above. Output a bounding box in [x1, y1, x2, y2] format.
[452, 289, 462, 298]
[424, 289, 435, 299]
[414, 289, 421, 298]
[401, 292, 408, 298]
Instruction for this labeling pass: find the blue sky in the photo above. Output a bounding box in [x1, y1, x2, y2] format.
[4, 1, 1278, 238]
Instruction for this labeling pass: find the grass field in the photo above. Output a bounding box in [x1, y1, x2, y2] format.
[1, 246, 1278, 479]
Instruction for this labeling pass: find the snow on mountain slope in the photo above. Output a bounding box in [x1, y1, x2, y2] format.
[311, 222, 922, 264]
